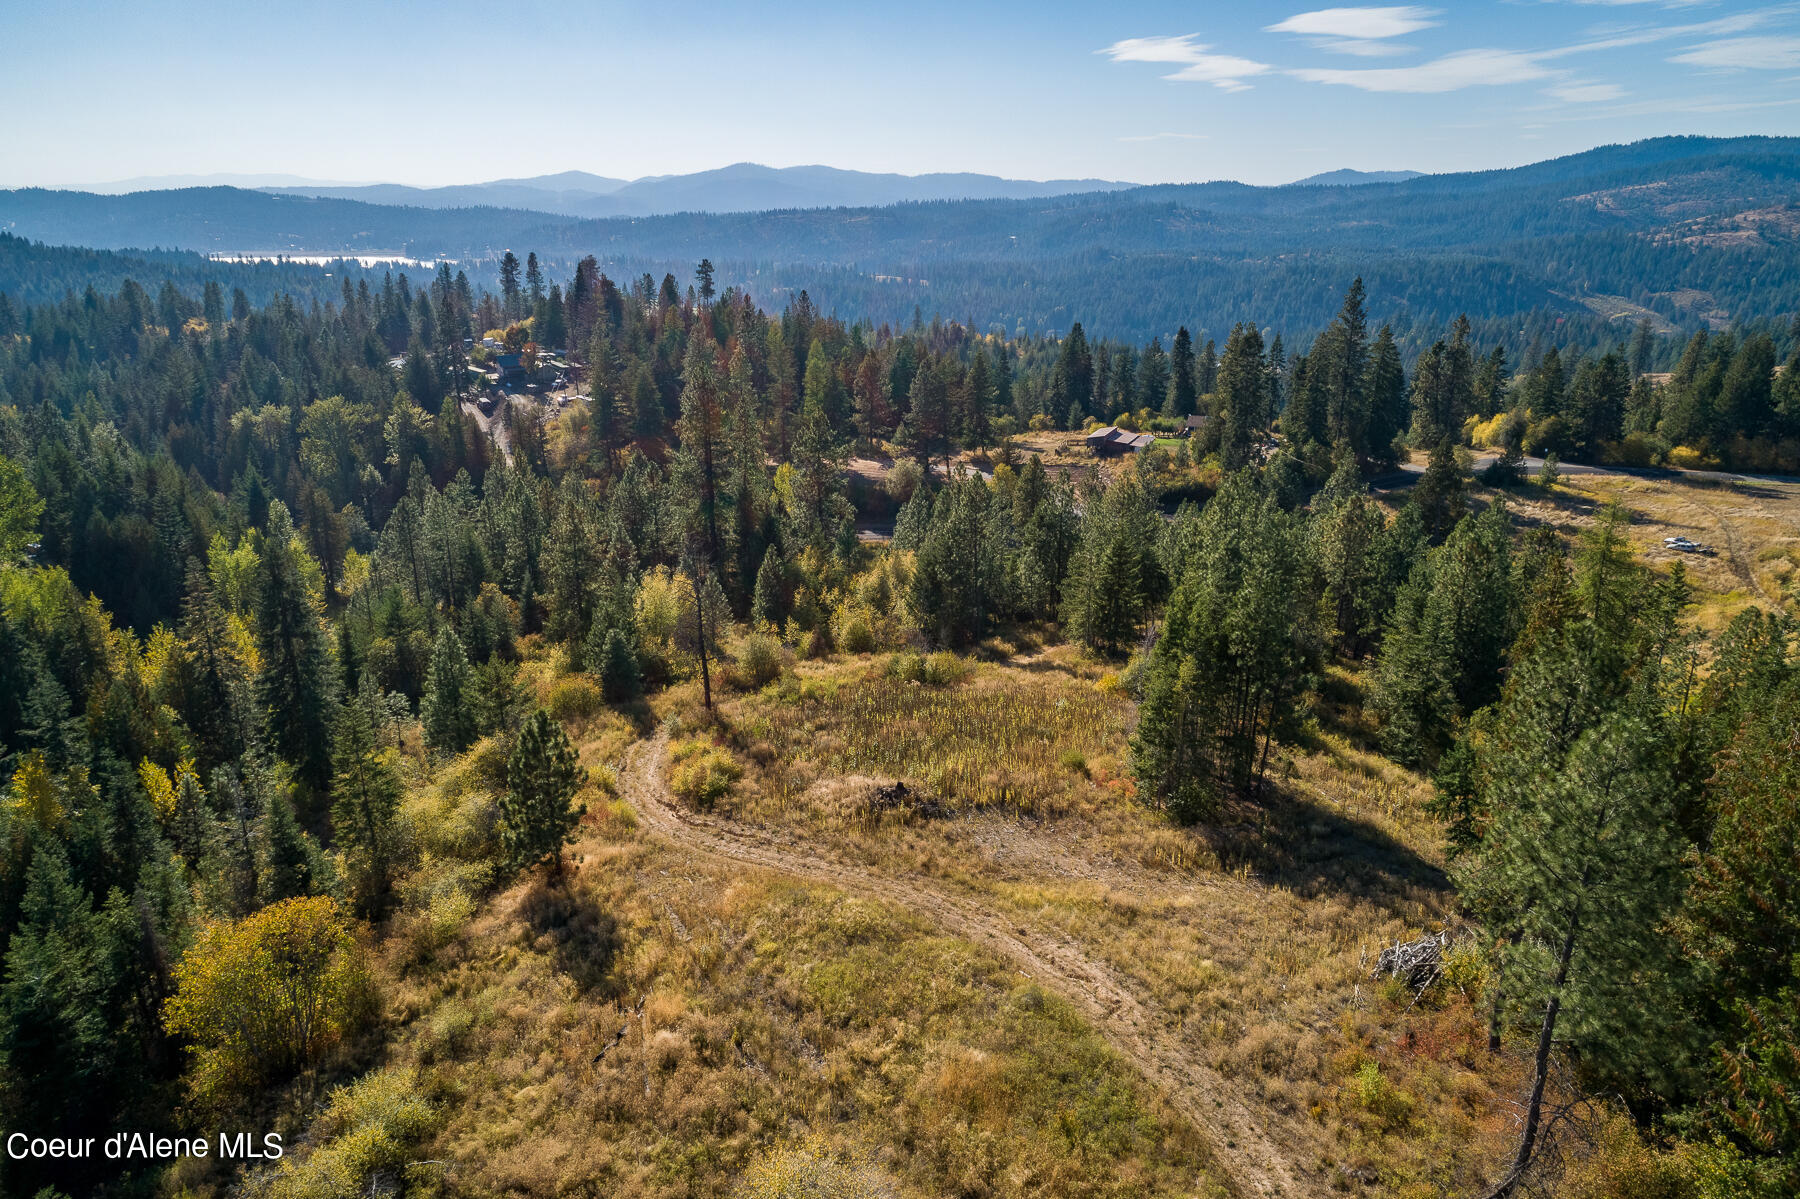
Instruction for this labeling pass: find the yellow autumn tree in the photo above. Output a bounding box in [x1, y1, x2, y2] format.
[8, 751, 69, 832]
[164, 896, 369, 1103]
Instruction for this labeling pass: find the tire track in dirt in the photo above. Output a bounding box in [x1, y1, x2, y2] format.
[616, 730, 1307, 1199]
[1686, 490, 1771, 603]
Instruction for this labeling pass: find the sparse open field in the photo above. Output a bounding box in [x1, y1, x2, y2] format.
[347, 465, 1787, 1199]
[1454, 469, 1800, 632]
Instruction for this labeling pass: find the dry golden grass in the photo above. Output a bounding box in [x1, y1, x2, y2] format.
[275, 599, 1666, 1197]
[1469, 471, 1800, 632]
[371, 838, 1222, 1198]
[624, 647, 1533, 1197]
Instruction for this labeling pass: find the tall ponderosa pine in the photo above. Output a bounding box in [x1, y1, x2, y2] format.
[330, 701, 402, 914]
[1054, 323, 1094, 426]
[1167, 326, 1198, 417]
[502, 710, 585, 874]
[253, 504, 337, 792]
[421, 626, 477, 753]
[1215, 323, 1268, 469]
[1458, 532, 1694, 1196]
[1320, 278, 1370, 452]
[1363, 326, 1407, 466]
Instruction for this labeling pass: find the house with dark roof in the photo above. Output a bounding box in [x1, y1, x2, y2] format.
[1085, 426, 1157, 456]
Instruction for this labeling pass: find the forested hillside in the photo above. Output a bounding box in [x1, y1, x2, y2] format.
[5, 137, 1797, 351]
[0, 233, 384, 310]
[1, 260, 1799, 1197]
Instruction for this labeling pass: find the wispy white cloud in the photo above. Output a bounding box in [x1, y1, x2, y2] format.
[1118, 132, 1211, 142]
[1566, 0, 1716, 8]
[1290, 48, 1550, 91]
[1100, 34, 1273, 90]
[1544, 80, 1628, 101]
[1265, 7, 1440, 39]
[1671, 35, 1800, 69]
[1312, 38, 1417, 57]
[1102, 34, 1215, 64]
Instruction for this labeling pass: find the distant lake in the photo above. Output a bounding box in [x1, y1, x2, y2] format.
[208, 253, 457, 268]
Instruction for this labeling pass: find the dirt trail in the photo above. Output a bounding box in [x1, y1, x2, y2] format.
[1686, 491, 1771, 603]
[616, 730, 1309, 1198]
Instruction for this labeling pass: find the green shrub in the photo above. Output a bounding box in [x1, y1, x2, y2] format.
[670, 741, 743, 810]
[547, 676, 604, 724]
[923, 651, 967, 686]
[835, 610, 877, 655]
[268, 1068, 439, 1199]
[736, 633, 783, 689]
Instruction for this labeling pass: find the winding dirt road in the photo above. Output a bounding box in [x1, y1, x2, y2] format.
[616, 730, 1308, 1198]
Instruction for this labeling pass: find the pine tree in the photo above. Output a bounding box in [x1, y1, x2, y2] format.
[1054, 323, 1095, 423]
[1132, 472, 1314, 819]
[1411, 439, 1466, 539]
[1061, 473, 1158, 654]
[254, 503, 338, 792]
[1314, 470, 1388, 655]
[1321, 279, 1370, 451]
[751, 546, 788, 630]
[499, 250, 522, 319]
[330, 701, 402, 914]
[168, 765, 212, 873]
[908, 478, 1001, 647]
[421, 626, 476, 753]
[1371, 499, 1516, 764]
[595, 628, 641, 703]
[1363, 326, 1407, 466]
[502, 710, 585, 875]
[175, 559, 254, 774]
[1216, 323, 1268, 468]
[257, 776, 323, 906]
[1168, 326, 1198, 417]
[1461, 654, 1689, 1197]
[471, 655, 532, 739]
[1134, 336, 1169, 417]
[0, 845, 136, 1166]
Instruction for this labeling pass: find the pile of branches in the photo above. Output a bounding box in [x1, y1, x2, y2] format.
[862, 780, 949, 823]
[1373, 930, 1450, 990]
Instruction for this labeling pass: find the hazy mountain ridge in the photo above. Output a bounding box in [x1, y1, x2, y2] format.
[1284, 169, 1424, 187]
[263, 162, 1137, 217]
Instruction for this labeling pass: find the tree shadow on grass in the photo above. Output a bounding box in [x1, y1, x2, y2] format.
[1201, 785, 1452, 915]
[609, 695, 660, 738]
[520, 874, 622, 996]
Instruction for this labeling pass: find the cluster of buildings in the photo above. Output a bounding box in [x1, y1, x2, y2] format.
[466, 336, 574, 414]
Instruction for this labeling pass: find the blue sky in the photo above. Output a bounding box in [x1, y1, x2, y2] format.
[5, 0, 1798, 188]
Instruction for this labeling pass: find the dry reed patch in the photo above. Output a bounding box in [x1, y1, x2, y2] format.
[728, 660, 1133, 824]
[377, 838, 1223, 1199]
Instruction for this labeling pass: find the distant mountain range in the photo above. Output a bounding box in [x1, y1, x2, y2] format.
[58, 164, 1421, 214]
[262, 163, 1136, 217]
[1285, 169, 1424, 187]
[4, 138, 1796, 349]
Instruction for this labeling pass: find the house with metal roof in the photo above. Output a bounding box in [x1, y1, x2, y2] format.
[1085, 426, 1157, 456]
